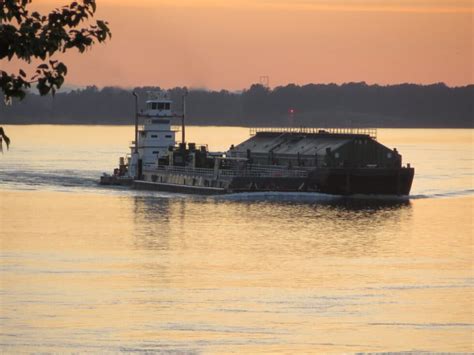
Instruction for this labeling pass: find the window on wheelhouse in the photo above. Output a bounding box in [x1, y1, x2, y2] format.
[165, 103, 171, 110]
[157, 102, 165, 110]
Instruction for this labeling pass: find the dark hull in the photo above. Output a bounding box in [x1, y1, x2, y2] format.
[307, 167, 415, 195]
[130, 167, 414, 196]
[230, 167, 414, 195]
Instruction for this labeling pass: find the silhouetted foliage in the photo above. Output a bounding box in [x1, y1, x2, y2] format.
[0, 126, 10, 152]
[1, 82, 472, 128]
[0, 0, 111, 100]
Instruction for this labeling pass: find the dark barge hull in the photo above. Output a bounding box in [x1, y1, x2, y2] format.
[229, 167, 414, 195]
[129, 167, 414, 196]
[309, 167, 414, 195]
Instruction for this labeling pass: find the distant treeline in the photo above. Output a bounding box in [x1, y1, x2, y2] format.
[1, 82, 473, 127]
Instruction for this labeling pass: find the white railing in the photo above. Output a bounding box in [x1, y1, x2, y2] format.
[221, 164, 308, 178]
[144, 164, 308, 178]
[156, 166, 215, 177]
[250, 127, 377, 139]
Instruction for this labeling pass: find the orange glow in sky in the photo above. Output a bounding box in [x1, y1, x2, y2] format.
[2, 0, 473, 89]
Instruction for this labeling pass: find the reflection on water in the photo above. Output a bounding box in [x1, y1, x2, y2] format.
[0, 190, 472, 352]
[132, 195, 412, 259]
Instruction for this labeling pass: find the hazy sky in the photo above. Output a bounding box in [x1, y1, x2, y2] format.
[3, 0, 473, 89]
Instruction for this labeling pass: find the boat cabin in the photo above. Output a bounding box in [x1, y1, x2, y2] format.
[134, 92, 177, 168]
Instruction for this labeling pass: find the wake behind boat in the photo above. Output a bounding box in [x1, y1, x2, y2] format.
[100, 92, 414, 196]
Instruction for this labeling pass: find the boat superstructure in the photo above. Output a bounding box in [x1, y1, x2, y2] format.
[101, 92, 414, 196]
[100, 91, 180, 185]
[128, 92, 178, 177]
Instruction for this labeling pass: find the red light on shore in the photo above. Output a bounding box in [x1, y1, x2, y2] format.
[289, 108, 295, 114]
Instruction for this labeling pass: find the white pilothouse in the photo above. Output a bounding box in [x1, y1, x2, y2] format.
[129, 92, 179, 177]
[100, 91, 182, 185]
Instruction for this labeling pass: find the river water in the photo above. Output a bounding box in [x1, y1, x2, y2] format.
[0, 126, 472, 353]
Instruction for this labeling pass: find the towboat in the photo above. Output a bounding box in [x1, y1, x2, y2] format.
[100, 92, 414, 196]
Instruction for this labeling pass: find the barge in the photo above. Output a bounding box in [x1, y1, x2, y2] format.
[100, 92, 414, 196]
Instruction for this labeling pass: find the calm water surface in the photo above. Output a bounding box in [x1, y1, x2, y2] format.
[0, 126, 472, 353]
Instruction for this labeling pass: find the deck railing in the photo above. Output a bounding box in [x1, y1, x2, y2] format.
[144, 164, 309, 179]
[249, 127, 377, 139]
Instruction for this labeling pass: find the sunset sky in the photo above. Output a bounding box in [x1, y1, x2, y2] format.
[3, 0, 473, 90]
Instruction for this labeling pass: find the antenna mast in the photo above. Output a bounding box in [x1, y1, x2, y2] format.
[132, 91, 139, 154]
[181, 88, 188, 144]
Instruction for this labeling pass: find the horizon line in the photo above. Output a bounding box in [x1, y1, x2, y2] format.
[52, 81, 474, 94]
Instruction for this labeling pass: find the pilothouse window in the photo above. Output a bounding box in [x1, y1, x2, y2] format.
[148, 102, 171, 110]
